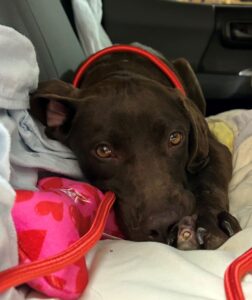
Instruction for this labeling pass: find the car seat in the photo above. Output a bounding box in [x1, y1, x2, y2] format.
[0, 0, 85, 82]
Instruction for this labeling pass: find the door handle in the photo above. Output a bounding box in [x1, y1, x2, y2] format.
[223, 21, 252, 47]
[239, 68, 252, 77]
[239, 68, 252, 87]
[231, 22, 252, 40]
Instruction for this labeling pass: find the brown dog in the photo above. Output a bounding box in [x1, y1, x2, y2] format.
[30, 47, 241, 250]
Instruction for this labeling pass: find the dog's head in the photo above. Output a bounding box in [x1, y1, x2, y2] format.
[30, 57, 209, 244]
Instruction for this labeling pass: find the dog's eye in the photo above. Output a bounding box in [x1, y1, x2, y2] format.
[169, 132, 183, 146]
[95, 144, 114, 159]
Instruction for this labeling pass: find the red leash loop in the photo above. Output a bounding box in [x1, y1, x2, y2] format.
[0, 191, 115, 292]
[224, 247, 252, 300]
[73, 44, 186, 96]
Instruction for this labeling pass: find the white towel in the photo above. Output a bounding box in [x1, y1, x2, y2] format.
[0, 123, 26, 300]
[72, 0, 112, 56]
[0, 26, 39, 110]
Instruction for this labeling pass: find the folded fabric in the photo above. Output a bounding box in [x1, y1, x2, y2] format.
[0, 122, 11, 181]
[72, 0, 112, 56]
[12, 177, 123, 300]
[0, 25, 39, 110]
[0, 25, 83, 190]
[207, 119, 234, 153]
[0, 123, 25, 300]
[8, 110, 83, 189]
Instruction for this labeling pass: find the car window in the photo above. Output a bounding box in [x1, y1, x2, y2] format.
[175, 0, 252, 4]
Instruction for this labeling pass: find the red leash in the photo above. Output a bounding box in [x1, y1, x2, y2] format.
[225, 247, 252, 300]
[73, 44, 186, 96]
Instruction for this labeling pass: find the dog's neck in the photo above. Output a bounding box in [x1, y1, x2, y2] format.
[78, 52, 179, 91]
[72, 45, 187, 99]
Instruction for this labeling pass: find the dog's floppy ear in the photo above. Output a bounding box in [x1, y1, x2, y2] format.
[173, 58, 206, 115]
[180, 95, 209, 174]
[29, 80, 80, 142]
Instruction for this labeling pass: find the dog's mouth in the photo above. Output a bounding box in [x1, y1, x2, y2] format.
[116, 216, 180, 246]
[116, 210, 201, 250]
[166, 223, 179, 247]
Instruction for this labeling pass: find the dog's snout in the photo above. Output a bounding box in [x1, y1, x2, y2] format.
[146, 213, 179, 244]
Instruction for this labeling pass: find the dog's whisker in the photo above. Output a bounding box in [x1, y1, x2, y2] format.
[102, 233, 123, 240]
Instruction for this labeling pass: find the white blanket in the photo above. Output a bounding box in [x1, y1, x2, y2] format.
[26, 126, 252, 300]
[72, 0, 112, 56]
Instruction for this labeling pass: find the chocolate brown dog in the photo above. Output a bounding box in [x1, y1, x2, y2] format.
[30, 47, 241, 250]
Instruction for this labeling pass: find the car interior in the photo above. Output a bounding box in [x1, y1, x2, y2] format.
[1, 0, 251, 115]
[0, 0, 252, 299]
[102, 0, 252, 115]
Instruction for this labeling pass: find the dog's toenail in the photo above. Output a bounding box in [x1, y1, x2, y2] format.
[197, 227, 207, 245]
[182, 230, 191, 240]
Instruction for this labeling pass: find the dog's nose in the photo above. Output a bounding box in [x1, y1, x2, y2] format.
[146, 214, 179, 244]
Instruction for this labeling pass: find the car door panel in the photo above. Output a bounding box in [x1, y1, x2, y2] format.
[102, 0, 252, 114]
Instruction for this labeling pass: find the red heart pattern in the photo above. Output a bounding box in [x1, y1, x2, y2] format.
[18, 230, 47, 261]
[13, 177, 122, 299]
[35, 201, 64, 221]
[15, 190, 34, 202]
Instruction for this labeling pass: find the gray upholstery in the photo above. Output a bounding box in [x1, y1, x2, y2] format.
[0, 0, 85, 81]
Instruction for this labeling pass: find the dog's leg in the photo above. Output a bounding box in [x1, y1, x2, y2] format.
[192, 135, 241, 249]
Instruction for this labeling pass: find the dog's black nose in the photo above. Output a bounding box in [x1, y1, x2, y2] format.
[146, 214, 179, 244]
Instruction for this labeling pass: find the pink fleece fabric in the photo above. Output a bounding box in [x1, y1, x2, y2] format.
[12, 177, 123, 300]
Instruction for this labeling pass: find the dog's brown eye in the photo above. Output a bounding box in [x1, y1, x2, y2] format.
[95, 144, 113, 159]
[169, 132, 183, 146]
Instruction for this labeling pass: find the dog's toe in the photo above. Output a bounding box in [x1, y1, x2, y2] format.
[176, 216, 199, 250]
[196, 227, 208, 246]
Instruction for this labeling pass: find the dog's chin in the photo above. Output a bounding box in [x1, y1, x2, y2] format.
[115, 216, 176, 245]
[113, 213, 146, 242]
[121, 228, 156, 243]
[122, 228, 178, 246]
[119, 217, 201, 250]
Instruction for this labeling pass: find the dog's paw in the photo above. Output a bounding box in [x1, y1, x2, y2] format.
[176, 215, 200, 250]
[196, 211, 241, 249]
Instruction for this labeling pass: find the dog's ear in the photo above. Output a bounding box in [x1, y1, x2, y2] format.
[29, 80, 80, 142]
[172, 58, 206, 115]
[180, 95, 209, 174]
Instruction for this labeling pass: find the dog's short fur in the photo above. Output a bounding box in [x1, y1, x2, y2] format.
[30, 50, 241, 249]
